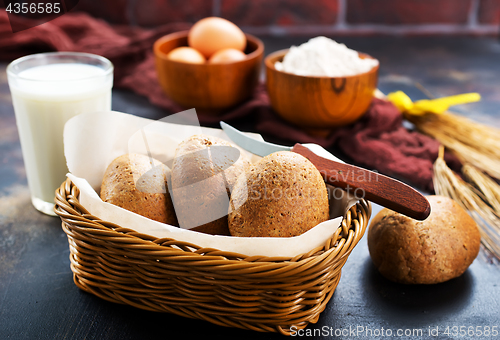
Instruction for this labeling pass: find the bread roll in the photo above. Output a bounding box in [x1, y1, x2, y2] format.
[228, 151, 329, 237]
[368, 195, 481, 284]
[170, 134, 250, 235]
[100, 153, 178, 226]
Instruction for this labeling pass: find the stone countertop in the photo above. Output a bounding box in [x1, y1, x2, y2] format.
[1, 36, 500, 340]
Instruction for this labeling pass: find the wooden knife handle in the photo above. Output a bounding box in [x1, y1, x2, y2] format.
[292, 144, 431, 220]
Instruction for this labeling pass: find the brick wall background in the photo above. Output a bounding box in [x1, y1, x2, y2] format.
[25, 0, 500, 35]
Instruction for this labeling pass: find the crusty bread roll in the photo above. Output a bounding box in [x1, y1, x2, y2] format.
[368, 195, 481, 284]
[170, 134, 251, 235]
[228, 151, 329, 237]
[100, 153, 178, 226]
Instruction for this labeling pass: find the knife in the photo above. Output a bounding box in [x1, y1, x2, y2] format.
[220, 122, 431, 220]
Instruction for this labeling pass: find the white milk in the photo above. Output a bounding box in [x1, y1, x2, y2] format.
[8, 62, 113, 215]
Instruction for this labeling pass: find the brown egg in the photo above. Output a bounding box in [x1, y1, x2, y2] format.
[188, 17, 246, 58]
[208, 48, 247, 64]
[167, 47, 205, 64]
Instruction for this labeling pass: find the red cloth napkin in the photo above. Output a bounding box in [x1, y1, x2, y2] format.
[0, 10, 461, 192]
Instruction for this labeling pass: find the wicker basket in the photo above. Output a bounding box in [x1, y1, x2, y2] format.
[55, 178, 371, 335]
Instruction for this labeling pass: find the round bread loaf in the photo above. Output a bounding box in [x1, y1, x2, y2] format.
[368, 195, 481, 284]
[100, 153, 178, 226]
[228, 151, 329, 237]
[170, 134, 251, 235]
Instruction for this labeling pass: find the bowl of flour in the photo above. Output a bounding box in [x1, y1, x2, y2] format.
[265, 36, 379, 134]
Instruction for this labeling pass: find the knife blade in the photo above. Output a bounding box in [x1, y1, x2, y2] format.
[221, 121, 431, 220]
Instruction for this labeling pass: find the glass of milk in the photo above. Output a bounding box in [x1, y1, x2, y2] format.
[7, 52, 113, 216]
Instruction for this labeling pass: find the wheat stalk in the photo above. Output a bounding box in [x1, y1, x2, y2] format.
[433, 147, 500, 260]
[409, 111, 500, 179]
[463, 164, 500, 214]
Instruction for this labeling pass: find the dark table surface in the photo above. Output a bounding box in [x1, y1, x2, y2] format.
[1, 36, 500, 340]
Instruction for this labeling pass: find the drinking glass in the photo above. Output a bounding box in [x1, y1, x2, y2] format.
[7, 52, 113, 215]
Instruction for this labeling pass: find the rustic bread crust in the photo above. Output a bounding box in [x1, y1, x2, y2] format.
[100, 153, 178, 226]
[228, 151, 329, 237]
[368, 195, 481, 284]
[170, 134, 250, 235]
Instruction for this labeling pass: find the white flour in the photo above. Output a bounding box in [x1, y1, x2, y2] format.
[274, 36, 379, 77]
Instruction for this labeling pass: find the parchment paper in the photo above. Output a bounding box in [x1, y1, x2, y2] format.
[64, 110, 358, 257]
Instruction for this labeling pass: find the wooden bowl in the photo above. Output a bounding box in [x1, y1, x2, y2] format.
[265, 49, 379, 134]
[154, 31, 264, 112]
